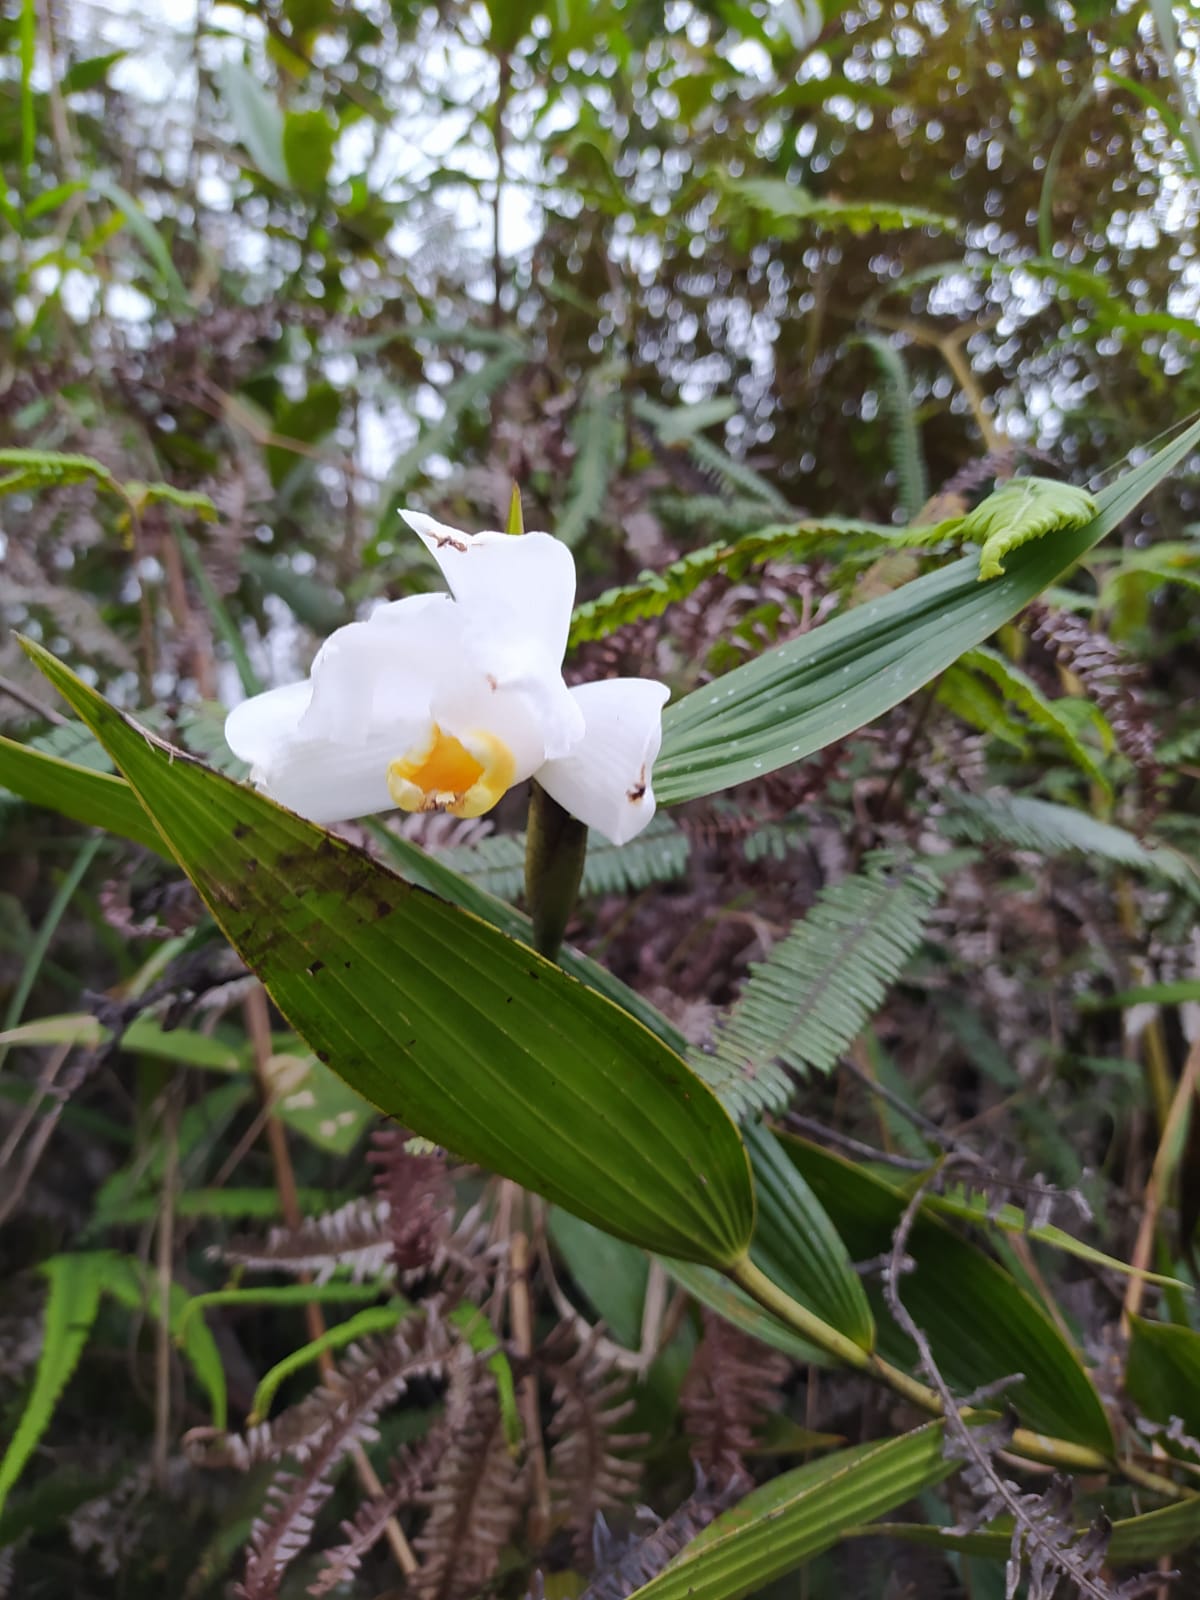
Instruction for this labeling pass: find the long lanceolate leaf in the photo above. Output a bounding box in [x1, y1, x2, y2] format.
[0, 732, 164, 854]
[627, 1425, 956, 1600]
[654, 417, 1200, 804]
[695, 853, 939, 1120]
[23, 641, 754, 1270]
[783, 1137, 1114, 1453]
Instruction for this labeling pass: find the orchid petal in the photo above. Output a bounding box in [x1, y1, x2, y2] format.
[400, 510, 577, 664]
[225, 680, 313, 769]
[535, 678, 670, 846]
[302, 595, 457, 741]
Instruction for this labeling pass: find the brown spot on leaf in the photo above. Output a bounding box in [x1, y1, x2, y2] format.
[232, 822, 250, 840]
[307, 960, 325, 976]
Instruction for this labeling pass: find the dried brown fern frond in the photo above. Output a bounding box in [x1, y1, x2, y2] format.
[369, 1129, 456, 1276]
[578, 1474, 749, 1600]
[545, 1330, 646, 1562]
[236, 1318, 451, 1598]
[1026, 602, 1158, 791]
[679, 1311, 791, 1479]
[211, 1198, 395, 1285]
[369, 1131, 500, 1300]
[308, 1425, 448, 1597]
[191, 1314, 449, 1477]
[414, 1353, 527, 1600]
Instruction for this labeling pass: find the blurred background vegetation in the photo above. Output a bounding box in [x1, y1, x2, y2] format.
[3, 1, 1200, 1596]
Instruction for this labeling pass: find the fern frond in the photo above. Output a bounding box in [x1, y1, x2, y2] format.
[1027, 602, 1158, 781]
[920, 477, 1097, 580]
[582, 814, 690, 894]
[414, 1356, 526, 1600]
[679, 1312, 791, 1477]
[694, 852, 940, 1119]
[369, 1130, 455, 1276]
[379, 347, 525, 510]
[853, 334, 928, 520]
[546, 1332, 645, 1561]
[633, 397, 791, 511]
[580, 1476, 747, 1600]
[309, 1427, 447, 1597]
[431, 814, 689, 902]
[211, 1198, 395, 1284]
[939, 792, 1200, 896]
[958, 646, 1113, 792]
[236, 1320, 452, 1597]
[567, 518, 896, 647]
[558, 389, 623, 547]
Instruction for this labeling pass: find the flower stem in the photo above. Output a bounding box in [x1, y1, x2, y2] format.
[524, 781, 587, 961]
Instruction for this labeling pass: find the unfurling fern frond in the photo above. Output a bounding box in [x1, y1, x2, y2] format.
[920, 476, 1097, 580]
[558, 388, 623, 547]
[546, 1331, 645, 1561]
[693, 852, 940, 1120]
[414, 1356, 526, 1600]
[853, 333, 928, 521]
[939, 792, 1200, 897]
[432, 813, 689, 902]
[679, 1312, 791, 1478]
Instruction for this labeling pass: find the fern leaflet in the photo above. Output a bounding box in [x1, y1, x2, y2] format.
[431, 813, 689, 901]
[853, 333, 928, 520]
[693, 852, 940, 1120]
[0, 1254, 109, 1516]
[633, 396, 791, 510]
[558, 388, 623, 547]
[939, 792, 1200, 896]
[568, 518, 899, 647]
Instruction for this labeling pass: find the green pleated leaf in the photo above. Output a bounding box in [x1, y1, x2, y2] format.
[744, 1121, 874, 1350]
[654, 417, 1200, 804]
[0, 733, 689, 1061]
[628, 1424, 955, 1600]
[1126, 1314, 1200, 1442]
[23, 641, 754, 1269]
[781, 1136, 1114, 1453]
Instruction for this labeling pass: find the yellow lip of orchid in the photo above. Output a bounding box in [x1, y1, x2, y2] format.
[224, 511, 670, 846]
[387, 725, 516, 819]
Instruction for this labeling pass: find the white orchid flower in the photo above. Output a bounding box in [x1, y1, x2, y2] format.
[224, 511, 670, 846]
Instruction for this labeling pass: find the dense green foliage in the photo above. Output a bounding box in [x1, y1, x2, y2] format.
[2, 2, 1200, 1597]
